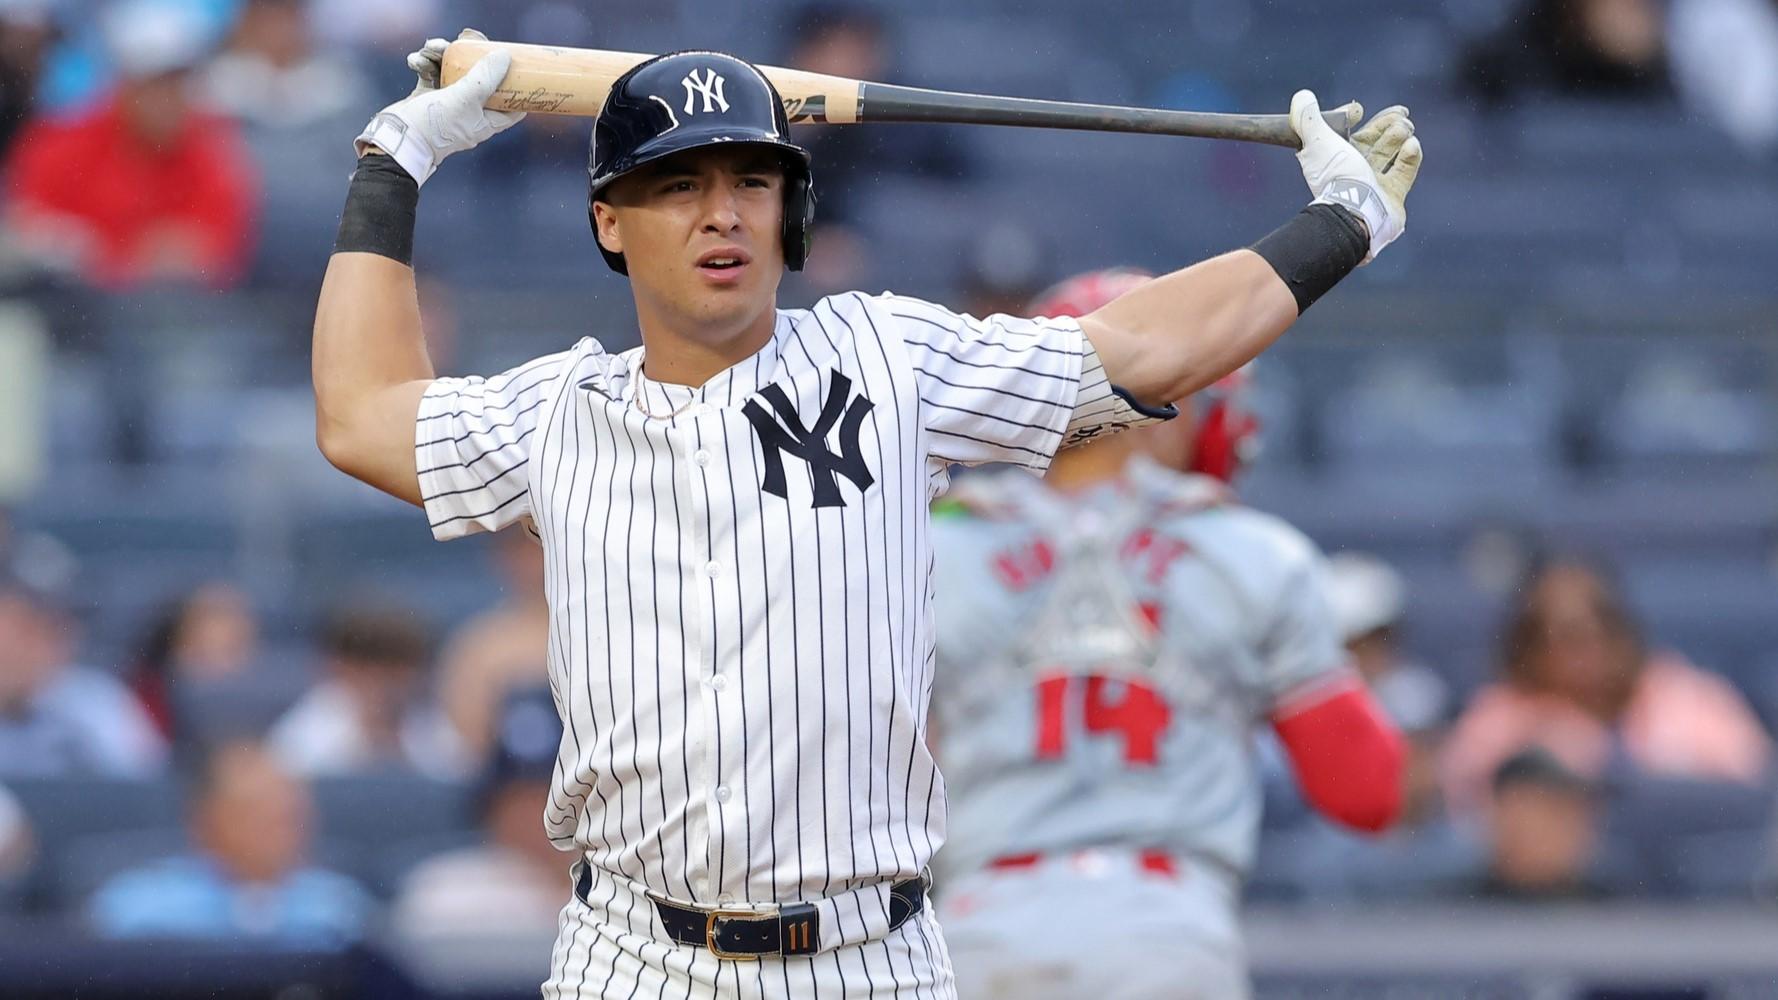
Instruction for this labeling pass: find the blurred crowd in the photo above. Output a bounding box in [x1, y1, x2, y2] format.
[1255, 551, 1777, 905]
[0, 517, 567, 947]
[0, 0, 1773, 295]
[3, 519, 1777, 948]
[0, 0, 1774, 965]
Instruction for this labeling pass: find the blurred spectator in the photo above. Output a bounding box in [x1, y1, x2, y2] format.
[1442, 558, 1771, 818]
[2, 0, 257, 289]
[27, 0, 233, 115]
[391, 687, 565, 939]
[1329, 552, 1451, 827]
[306, 0, 439, 57]
[200, 0, 371, 129]
[1327, 552, 1451, 737]
[0, 0, 56, 159]
[88, 741, 371, 945]
[267, 602, 467, 779]
[1254, 555, 1481, 903]
[0, 549, 167, 778]
[1667, 0, 1778, 154]
[1476, 747, 1611, 901]
[958, 219, 1049, 320]
[1462, 0, 1671, 103]
[780, 3, 971, 293]
[437, 529, 549, 760]
[0, 781, 32, 898]
[128, 580, 261, 742]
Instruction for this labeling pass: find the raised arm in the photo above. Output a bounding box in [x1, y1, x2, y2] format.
[313, 251, 434, 504]
[1081, 91, 1423, 406]
[312, 31, 525, 504]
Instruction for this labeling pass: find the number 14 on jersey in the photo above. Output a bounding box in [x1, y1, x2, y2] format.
[1034, 674, 1173, 766]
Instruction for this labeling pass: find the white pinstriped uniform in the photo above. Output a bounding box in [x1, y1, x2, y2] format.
[412, 290, 1161, 997]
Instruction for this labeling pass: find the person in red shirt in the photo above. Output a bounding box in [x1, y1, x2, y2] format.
[2, 0, 256, 288]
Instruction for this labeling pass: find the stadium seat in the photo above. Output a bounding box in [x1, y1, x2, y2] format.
[310, 776, 475, 864]
[369, 831, 486, 899]
[1620, 557, 1778, 684]
[171, 656, 320, 747]
[7, 778, 186, 912]
[46, 828, 190, 911]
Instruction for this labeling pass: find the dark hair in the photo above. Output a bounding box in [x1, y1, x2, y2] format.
[1499, 552, 1644, 690]
[1491, 746, 1595, 799]
[319, 603, 431, 668]
[133, 585, 222, 683]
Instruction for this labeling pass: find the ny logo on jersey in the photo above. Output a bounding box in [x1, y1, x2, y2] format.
[743, 370, 875, 509]
[681, 68, 729, 115]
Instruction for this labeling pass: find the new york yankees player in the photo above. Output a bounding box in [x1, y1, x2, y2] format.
[312, 29, 1423, 998]
[931, 271, 1407, 1000]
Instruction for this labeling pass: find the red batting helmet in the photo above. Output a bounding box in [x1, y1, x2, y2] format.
[1028, 268, 1261, 482]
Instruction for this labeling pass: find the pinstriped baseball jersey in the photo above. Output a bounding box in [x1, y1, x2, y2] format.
[411, 290, 1162, 992]
[930, 457, 1351, 883]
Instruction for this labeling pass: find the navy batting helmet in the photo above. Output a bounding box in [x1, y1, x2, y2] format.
[588, 50, 815, 274]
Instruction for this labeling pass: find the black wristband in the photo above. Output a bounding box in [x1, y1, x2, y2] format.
[333, 153, 419, 265]
[1249, 203, 1368, 314]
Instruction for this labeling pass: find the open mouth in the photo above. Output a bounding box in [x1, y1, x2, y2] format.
[696, 248, 751, 279]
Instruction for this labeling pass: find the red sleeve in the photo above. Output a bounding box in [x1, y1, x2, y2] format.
[1270, 674, 1406, 834]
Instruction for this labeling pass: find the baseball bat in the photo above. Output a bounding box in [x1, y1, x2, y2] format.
[440, 39, 1355, 148]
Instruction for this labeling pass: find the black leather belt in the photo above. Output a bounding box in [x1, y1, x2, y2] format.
[574, 863, 925, 960]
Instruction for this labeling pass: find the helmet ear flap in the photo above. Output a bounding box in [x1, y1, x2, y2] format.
[1188, 398, 1235, 481]
[1187, 393, 1260, 482]
[784, 173, 816, 272]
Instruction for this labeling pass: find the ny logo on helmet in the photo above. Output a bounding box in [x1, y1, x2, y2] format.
[682, 69, 729, 115]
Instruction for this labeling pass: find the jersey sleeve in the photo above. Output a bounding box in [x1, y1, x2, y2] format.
[874, 293, 1171, 473]
[415, 351, 572, 540]
[1255, 542, 1357, 711]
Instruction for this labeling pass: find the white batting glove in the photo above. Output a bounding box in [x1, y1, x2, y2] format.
[1290, 90, 1423, 263]
[355, 28, 526, 186]
[406, 36, 449, 93]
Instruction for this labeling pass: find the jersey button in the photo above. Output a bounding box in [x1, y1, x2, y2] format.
[708, 675, 728, 692]
[715, 785, 731, 803]
[693, 449, 712, 467]
[717, 894, 735, 905]
[703, 560, 723, 578]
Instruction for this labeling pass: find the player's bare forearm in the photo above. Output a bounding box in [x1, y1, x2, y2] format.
[1081, 92, 1424, 408]
[1077, 250, 1296, 406]
[312, 251, 433, 505]
[312, 33, 525, 507]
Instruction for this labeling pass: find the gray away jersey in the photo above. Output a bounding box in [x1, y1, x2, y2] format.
[411, 291, 1161, 908]
[930, 457, 1351, 881]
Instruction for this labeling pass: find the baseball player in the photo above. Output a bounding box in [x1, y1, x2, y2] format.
[311, 29, 1422, 998]
[929, 269, 1408, 1000]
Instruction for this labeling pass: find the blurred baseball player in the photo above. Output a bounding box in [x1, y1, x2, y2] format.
[931, 271, 1407, 1000]
[311, 27, 1422, 998]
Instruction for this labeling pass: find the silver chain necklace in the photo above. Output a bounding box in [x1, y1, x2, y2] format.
[632, 363, 697, 421]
